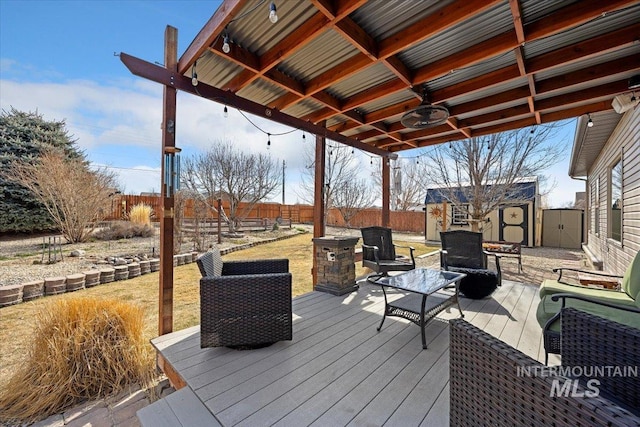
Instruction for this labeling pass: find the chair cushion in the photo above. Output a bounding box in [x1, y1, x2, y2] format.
[448, 267, 498, 299]
[621, 251, 640, 305]
[540, 279, 636, 306]
[537, 293, 640, 332]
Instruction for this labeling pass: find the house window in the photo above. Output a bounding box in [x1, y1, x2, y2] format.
[451, 205, 468, 225]
[610, 159, 622, 242]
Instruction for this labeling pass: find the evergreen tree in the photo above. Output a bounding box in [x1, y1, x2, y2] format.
[0, 107, 84, 233]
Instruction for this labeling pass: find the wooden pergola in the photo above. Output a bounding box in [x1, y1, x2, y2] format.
[120, 0, 640, 335]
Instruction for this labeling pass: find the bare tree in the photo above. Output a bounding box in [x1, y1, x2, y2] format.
[3, 148, 118, 242]
[425, 126, 565, 231]
[182, 140, 280, 234]
[297, 143, 374, 223]
[332, 176, 376, 226]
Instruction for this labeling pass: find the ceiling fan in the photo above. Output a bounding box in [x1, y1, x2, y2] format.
[401, 88, 449, 129]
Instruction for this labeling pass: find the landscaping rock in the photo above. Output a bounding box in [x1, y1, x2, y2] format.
[70, 249, 86, 257]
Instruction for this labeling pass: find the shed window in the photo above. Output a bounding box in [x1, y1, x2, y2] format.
[610, 159, 622, 242]
[451, 205, 468, 225]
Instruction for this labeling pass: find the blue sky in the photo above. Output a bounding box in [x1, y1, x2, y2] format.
[0, 0, 585, 207]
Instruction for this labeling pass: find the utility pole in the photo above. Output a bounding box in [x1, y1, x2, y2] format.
[282, 159, 286, 205]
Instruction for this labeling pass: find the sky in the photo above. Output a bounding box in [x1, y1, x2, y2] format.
[0, 0, 585, 208]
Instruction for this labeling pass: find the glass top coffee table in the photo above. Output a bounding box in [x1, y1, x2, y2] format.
[374, 268, 466, 349]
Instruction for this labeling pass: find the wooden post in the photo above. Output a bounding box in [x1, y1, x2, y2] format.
[442, 201, 448, 232]
[382, 157, 390, 227]
[159, 26, 177, 336]
[217, 198, 222, 244]
[312, 128, 326, 287]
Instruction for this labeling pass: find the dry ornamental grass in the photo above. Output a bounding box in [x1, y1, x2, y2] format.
[0, 297, 154, 425]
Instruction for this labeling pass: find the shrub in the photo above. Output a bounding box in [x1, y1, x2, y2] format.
[129, 203, 153, 226]
[94, 221, 155, 240]
[0, 297, 154, 424]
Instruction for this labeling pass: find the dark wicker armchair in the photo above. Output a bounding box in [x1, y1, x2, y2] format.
[360, 226, 415, 281]
[440, 230, 501, 299]
[450, 309, 640, 426]
[196, 250, 292, 348]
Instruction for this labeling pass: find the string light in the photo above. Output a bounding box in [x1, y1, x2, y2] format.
[222, 34, 231, 54]
[191, 61, 198, 86]
[370, 157, 373, 165]
[267, 133, 271, 148]
[269, 2, 278, 23]
[351, 148, 354, 154]
[587, 114, 594, 128]
[302, 132, 305, 142]
[223, 105, 228, 118]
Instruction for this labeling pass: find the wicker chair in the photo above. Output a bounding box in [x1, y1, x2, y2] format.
[360, 226, 415, 282]
[440, 230, 501, 299]
[450, 309, 640, 426]
[196, 250, 292, 348]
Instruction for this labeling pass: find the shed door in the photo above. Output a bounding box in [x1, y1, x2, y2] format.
[499, 204, 528, 245]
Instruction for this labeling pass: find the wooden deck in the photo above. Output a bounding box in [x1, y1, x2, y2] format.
[140, 279, 555, 426]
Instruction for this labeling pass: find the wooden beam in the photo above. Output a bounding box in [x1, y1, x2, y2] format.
[535, 55, 640, 95]
[527, 23, 640, 74]
[178, 0, 246, 74]
[509, 0, 526, 44]
[382, 159, 390, 227]
[312, 126, 326, 288]
[120, 52, 397, 159]
[159, 26, 177, 336]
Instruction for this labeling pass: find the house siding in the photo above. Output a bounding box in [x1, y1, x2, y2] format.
[586, 107, 640, 274]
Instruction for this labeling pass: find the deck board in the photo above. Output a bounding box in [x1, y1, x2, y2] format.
[148, 279, 546, 426]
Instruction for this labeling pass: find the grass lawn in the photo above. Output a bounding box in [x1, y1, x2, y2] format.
[0, 233, 437, 388]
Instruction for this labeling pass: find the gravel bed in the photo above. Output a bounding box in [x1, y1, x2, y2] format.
[0, 228, 303, 287]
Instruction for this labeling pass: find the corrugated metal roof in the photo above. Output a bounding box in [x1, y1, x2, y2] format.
[326, 63, 396, 100]
[357, 89, 417, 115]
[278, 30, 359, 82]
[350, 0, 455, 41]
[520, 0, 577, 24]
[282, 98, 325, 118]
[153, 0, 640, 156]
[236, 78, 288, 106]
[523, 3, 640, 58]
[400, 2, 513, 70]
[223, 0, 318, 56]
[425, 51, 517, 93]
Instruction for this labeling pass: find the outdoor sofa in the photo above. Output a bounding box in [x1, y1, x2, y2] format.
[196, 249, 292, 348]
[537, 250, 640, 363]
[450, 307, 640, 426]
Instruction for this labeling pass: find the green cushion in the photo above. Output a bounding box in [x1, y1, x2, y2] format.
[537, 294, 640, 332]
[621, 250, 640, 306]
[540, 279, 636, 306]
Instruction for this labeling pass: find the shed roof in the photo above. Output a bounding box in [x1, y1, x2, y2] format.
[425, 180, 538, 204]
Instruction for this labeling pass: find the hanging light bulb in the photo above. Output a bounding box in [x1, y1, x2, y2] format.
[587, 114, 594, 128]
[267, 133, 271, 148]
[302, 132, 305, 141]
[222, 34, 231, 54]
[269, 1, 278, 23]
[448, 141, 452, 149]
[351, 148, 354, 154]
[223, 105, 228, 118]
[370, 157, 373, 165]
[191, 61, 198, 86]
[416, 158, 420, 165]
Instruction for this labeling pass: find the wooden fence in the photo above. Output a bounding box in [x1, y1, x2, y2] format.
[106, 195, 425, 234]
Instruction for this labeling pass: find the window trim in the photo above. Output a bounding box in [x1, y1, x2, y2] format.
[608, 156, 623, 243]
[451, 204, 469, 225]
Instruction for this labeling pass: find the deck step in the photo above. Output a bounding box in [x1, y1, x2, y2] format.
[137, 386, 221, 427]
